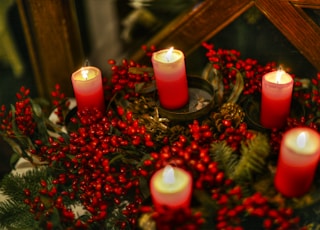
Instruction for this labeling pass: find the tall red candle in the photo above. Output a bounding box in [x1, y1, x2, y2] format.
[274, 127, 320, 197]
[71, 66, 105, 113]
[150, 165, 192, 210]
[151, 48, 189, 110]
[260, 70, 293, 129]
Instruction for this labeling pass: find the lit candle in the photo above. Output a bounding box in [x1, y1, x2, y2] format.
[260, 69, 293, 129]
[274, 127, 320, 197]
[151, 47, 189, 110]
[71, 66, 105, 113]
[150, 165, 192, 210]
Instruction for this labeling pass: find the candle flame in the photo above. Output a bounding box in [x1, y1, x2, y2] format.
[275, 69, 284, 84]
[162, 165, 175, 185]
[297, 132, 307, 148]
[165, 47, 174, 62]
[81, 69, 89, 80]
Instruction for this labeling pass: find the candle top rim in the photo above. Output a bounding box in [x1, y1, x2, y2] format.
[152, 48, 183, 64]
[152, 167, 191, 193]
[72, 66, 101, 81]
[283, 128, 320, 155]
[264, 70, 292, 84]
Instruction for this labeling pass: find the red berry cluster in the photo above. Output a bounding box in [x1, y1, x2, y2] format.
[23, 182, 77, 230]
[202, 42, 279, 96]
[188, 120, 213, 145]
[26, 106, 157, 229]
[14, 87, 37, 136]
[216, 122, 254, 151]
[144, 120, 214, 176]
[293, 73, 320, 117]
[0, 104, 12, 136]
[106, 58, 153, 99]
[270, 116, 319, 154]
[50, 84, 69, 125]
[0, 86, 37, 138]
[212, 185, 301, 230]
[150, 206, 204, 230]
[67, 108, 155, 228]
[141, 44, 157, 58]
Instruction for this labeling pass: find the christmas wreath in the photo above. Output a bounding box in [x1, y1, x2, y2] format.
[0, 42, 319, 230]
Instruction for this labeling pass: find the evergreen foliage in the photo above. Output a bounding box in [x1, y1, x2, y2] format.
[0, 169, 48, 229]
[211, 132, 270, 183]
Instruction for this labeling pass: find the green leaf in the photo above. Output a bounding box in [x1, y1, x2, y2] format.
[50, 207, 62, 229]
[135, 81, 156, 94]
[227, 70, 244, 103]
[139, 176, 150, 200]
[30, 99, 43, 117]
[31, 100, 50, 144]
[9, 151, 20, 169]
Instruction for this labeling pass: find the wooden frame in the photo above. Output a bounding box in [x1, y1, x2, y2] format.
[131, 0, 320, 72]
[17, 0, 84, 98]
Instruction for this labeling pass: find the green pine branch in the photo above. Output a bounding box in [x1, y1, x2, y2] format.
[0, 169, 49, 229]
[210, 141, 239, 178]
[0, 199, 38, 230]
[210, 133, 271, 183]
[0, 168, 50, 199]
[233, 133, 270, 182]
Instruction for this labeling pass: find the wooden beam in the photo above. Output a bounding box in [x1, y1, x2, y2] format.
[290, 0, 320, 9]
[131, 0, 254, 63]
[256, 0, 320, 71]
[17, 0, 84, 98]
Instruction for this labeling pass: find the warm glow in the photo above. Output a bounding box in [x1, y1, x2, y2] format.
[81, 69, 89, 80]
[165, 47, 174, 62]
[163, 165, 175, 184]
[275, 70, 284, 84]
[297, 132, 307, 148]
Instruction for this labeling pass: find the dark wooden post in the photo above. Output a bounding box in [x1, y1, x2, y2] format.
[17, 0, 84, 98]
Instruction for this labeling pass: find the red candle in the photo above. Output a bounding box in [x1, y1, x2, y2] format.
[260, 70, 293, 129]
[274, 127, 320, 197]
[151, 47, 189, 110]
[150, 165, 192, 210]
[71, 66, 105, 113]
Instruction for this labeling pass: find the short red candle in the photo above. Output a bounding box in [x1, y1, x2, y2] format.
[274, 127, 320, 197]
[260, 70, 293, 129]
[151, 48, 189, 110]
[150, 165, 192, 210]
[71, 66, 105, 113]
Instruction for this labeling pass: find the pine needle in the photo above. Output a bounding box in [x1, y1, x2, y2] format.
[0, 168, 47, 200]
[233, 133, 270, 182]
[210, 133, 271, 183]
[0, 199, 37, 230]
[210, 141, 239, 178]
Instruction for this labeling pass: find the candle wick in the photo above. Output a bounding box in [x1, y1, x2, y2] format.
[84, 59, 90, 67]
